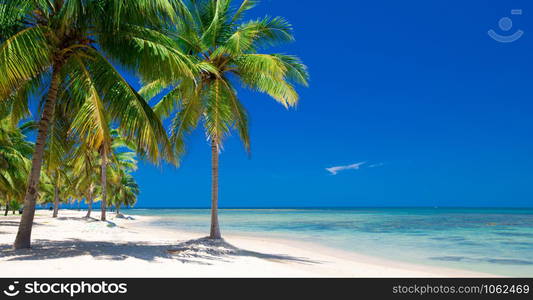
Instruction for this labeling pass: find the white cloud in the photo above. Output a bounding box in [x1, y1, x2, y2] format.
[326, 162, 366, 175]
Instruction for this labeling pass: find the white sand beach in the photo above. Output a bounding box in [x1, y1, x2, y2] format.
[0, 210, 495, 278]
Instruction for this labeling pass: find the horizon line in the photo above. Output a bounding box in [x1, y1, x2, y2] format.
[41, 206, 533, 210]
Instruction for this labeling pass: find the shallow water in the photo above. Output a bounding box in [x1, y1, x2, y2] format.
[123, 208, 533, 276]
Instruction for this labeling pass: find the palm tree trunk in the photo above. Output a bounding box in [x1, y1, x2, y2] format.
[4, 202, 8, 216]
[86, 186, 93, 218]
[209, 139, 221, 239]
[52, 183, 59, 218]
[116, 203, 120, 216]
[100, 147, 108, 221]
[14, 61, 63, 249]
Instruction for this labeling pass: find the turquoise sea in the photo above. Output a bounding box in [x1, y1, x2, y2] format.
[123, 208, 533, 277]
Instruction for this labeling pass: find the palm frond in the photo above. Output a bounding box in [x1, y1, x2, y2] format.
[85, 48, 174, 164]
[0, 26, 53, 99]
[235, 54, 298, 107]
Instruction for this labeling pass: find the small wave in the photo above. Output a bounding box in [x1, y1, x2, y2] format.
[430, 256, 533, 265]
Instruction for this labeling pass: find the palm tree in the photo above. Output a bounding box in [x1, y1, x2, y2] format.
[42, 97, 76, 218]
[69, 84, 142, 222]
[69, 127, 139, 220]
[106, 131, 139, 217]
[70, 143, 99, 218]
[68, 89, 115, 221]
[0, 117, 33, 215]
[0, 0, 194, 249]
[112, 174, 139, 216]
[112, 174, 140, 216]
[141, 0, 309, 239]
[108, 152, 139, 217]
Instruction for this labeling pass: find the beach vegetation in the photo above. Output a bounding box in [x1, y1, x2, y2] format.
[141, 0, 308, 239]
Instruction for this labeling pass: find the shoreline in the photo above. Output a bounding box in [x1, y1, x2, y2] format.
[0, 210, 496, 277]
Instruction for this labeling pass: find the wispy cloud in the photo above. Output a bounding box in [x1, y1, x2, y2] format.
[326, 162, 366, 175]
[368, 162, 385, 168]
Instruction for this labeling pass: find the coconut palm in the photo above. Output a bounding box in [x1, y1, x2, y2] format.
[141, 0, 309, 239]
[111, 174, 139, 216]
[69, 126, 138, 220]
[68, 77, 143, 222]
[0, 118, 33, 216]
[6, 199, 21, 214]
[70, 143, 99, 218]
[0, 0, 196, 249]
[41, 96, 76, 218]
[108, 149, 140, 217]
[37, 169, 68, 215]
[106, 130, 139, 216]
[114, 174, 139, 216]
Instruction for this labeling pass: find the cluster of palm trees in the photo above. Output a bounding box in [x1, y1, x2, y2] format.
[1, 119, 139, 217]
[0, 117, 33, 216]
[0, 0, 308, 249]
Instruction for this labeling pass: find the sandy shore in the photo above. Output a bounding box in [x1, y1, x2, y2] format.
[0, 210, 495, 277]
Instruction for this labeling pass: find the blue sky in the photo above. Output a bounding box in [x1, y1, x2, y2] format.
[104, 1, 533, 208]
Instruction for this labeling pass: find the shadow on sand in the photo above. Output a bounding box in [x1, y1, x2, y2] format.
[167, 237, 320, 265]
[0, 221, 43, 227]
[0, 237, 320, 266]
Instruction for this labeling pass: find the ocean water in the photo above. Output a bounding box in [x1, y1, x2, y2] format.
[123, 208, 533, 277]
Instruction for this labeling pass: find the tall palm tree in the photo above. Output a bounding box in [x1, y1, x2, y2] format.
[69, 80, 142, 222]
[69, 127, 138, 220]
[141, 0, 309, 239]
[42, 95, 76, 218]
[0, 0, 197, 249]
